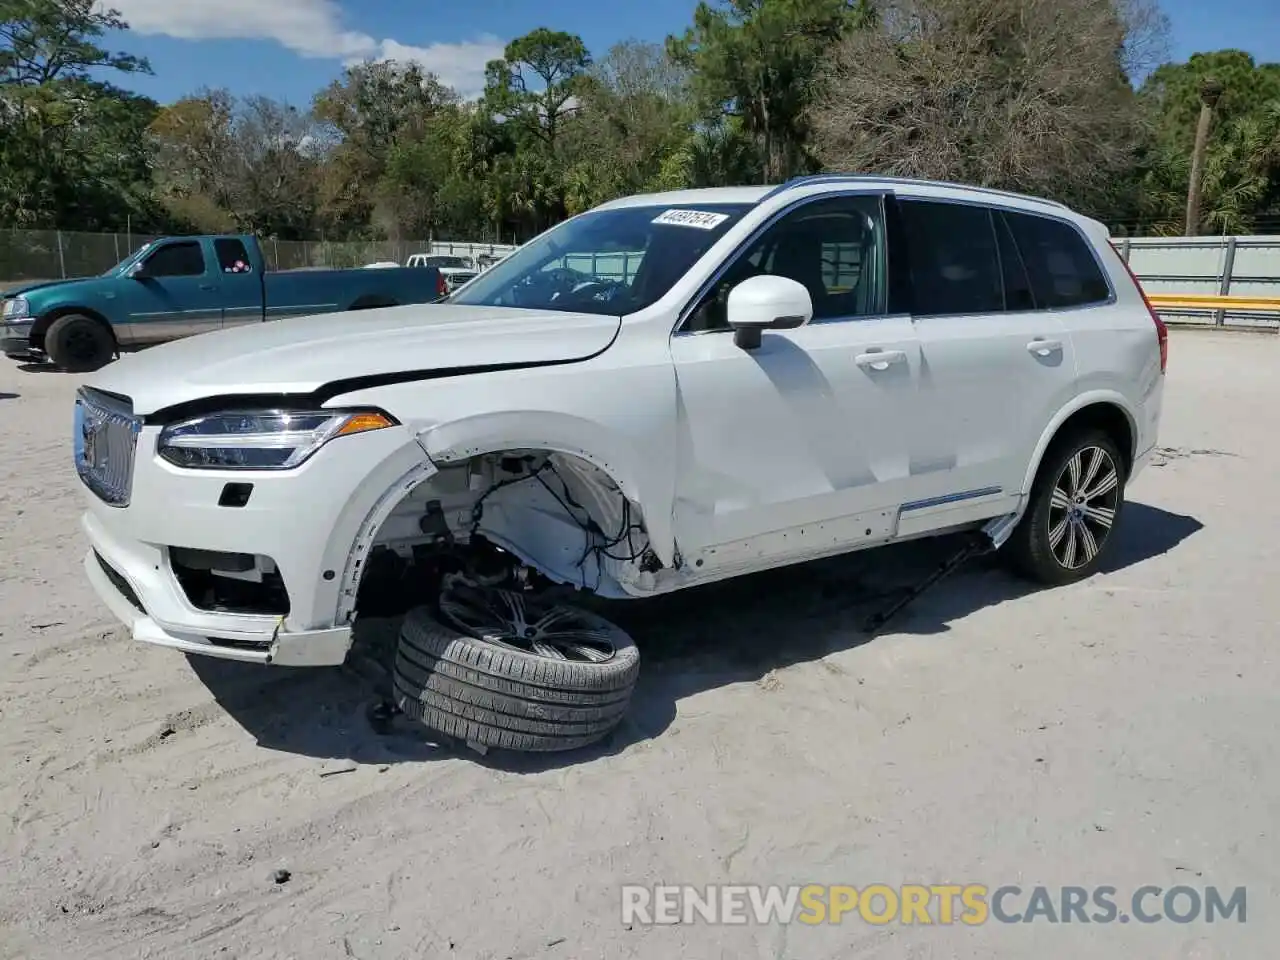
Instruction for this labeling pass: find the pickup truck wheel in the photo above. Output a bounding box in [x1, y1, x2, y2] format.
[1004, 429, 1126, 586]
[44, 314, 115, 372]
[392, 581, 640, 753]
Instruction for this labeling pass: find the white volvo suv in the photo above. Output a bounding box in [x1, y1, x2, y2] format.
[75, 176, 1166, 751]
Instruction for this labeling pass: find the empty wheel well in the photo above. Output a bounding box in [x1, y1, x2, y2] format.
[1051, 403, 1135, 476]
[32, 307, 117, 349]
[344, 449, 655, 620]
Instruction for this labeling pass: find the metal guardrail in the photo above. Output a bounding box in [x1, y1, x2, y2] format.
[1147, 294, 1280, 312]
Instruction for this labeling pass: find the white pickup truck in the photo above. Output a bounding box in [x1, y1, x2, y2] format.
[405, 254, 478, 292]
[74, 176, 1165, 753]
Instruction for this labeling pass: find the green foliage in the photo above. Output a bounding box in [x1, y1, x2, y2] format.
[1135, 51, 1280, 233]
[0, 0, 159, 229]
[1, 1, 1279, 241]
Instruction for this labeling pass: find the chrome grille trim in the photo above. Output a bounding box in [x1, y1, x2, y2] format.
[74, 387, 141, 507]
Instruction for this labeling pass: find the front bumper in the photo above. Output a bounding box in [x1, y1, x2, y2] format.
[2, 319, 36, 358]
[81, 419, 432, 666]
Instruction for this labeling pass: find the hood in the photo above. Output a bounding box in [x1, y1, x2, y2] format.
[3, 277, 105, 300]
[86, 303, 622, 415]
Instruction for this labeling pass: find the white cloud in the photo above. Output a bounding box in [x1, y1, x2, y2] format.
[106, 0, 504, 97]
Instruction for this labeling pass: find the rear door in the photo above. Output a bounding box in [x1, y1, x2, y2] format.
[213, 237, 266, 329]
[123, 239, 223, 343]
[894, 197, 1081, 532]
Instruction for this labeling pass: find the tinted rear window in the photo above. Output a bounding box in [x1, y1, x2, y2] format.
[898, 200, 1004, 315]
[1004, 211, 1111, 309]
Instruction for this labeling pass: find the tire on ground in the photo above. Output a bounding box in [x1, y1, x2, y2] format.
[1003, 427, 1126, 586]
[393, 604, 641, 752]
[44, 313, 115, 372]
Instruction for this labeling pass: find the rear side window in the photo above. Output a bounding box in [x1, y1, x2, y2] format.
[898, 200, 1003, 315]
[1004, 211, 1111, 308]
[215, 239, 253, 274]
[144, 241, 206, 278]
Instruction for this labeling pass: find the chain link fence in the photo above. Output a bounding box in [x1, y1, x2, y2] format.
[0, 229, 518, 286]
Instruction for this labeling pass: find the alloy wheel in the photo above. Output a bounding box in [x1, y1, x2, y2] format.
[439, 578, 618, 663]
[1047, 445, 1121, 570]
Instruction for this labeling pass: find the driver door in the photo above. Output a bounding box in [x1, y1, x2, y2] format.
[669, 193, 922, 572]
[122, 239, 223, 344]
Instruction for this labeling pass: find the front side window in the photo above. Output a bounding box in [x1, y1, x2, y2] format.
[1004, 211, 1111, 309]
[683, 194, 886, 333]
[144, 241, 207, 278]
[898, 200, 1004, 316]
[448, 204, 752, 317]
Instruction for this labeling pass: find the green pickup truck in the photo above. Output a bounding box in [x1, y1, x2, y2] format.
[1, 234, 446, 372]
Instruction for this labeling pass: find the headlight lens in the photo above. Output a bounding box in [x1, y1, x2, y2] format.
[2, 297, 30, 319]
[158, 409, 397, 470]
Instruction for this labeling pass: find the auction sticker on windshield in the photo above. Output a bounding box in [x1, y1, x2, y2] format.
[652, 209, 731, 230]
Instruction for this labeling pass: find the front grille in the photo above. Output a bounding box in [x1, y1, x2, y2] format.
[75, 388, 141, 506]
[448, 273, 476, 286]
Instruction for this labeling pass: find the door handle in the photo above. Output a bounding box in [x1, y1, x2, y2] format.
[199, 284, 216, 291]
[1026, 338, 1063, 357]
[855, 349, 907, 371]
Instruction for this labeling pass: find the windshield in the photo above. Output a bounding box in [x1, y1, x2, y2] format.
[448, 203, 753, 316]
[104, 241, 155, 276]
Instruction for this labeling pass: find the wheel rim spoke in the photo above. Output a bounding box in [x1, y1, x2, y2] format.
[1082, 469, 1119, 501]
[1065, 451, 1083, 496]
[1050, 487, 1072, 510]
[1060, 522, 1078, 568]
[1082, 503, 1115, 529]
[1049, 515, 1069, 549]
[1076, 522, 1100, 563]
[1077, 447, 1104, 496]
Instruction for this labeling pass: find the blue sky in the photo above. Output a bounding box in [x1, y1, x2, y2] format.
[104, 0, 1280, 106]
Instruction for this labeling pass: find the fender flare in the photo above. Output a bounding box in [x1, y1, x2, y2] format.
[1020, 390, 1139, 497]
[419, 411, 676, 566]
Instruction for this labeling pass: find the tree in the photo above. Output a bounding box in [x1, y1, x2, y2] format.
[808, 0, 1151, 210]
[668, 0, 871, 183]
[560, 41, 698, 205]
[150, 91, 321, 237]
[0, 0, 147, 85]
[482, 29, 591, 149]
[312, 60, 459, 237]
[0, 0, 159, 229]
[1130, 51, 1280, 234]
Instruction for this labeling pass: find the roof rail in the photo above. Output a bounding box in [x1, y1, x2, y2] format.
[761, 173, 1070, 210]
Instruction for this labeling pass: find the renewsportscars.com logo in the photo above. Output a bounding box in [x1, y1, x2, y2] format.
[621, 884, 1247, 926]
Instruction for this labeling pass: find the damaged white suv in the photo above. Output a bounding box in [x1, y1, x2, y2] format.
[76, 176, 1166, 751]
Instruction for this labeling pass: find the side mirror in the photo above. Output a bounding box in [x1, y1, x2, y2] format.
[726, 274, 813, 350]
[125, 262, 148, 280]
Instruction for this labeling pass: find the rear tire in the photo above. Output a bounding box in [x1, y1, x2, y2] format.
[393, 592, 640, 753]
[1004, 429, 1126, 586]
[44, 314, 115, 372]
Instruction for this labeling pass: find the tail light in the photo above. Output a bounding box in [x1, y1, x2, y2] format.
[1113, 246, 1167, 374]
[435, 271, 448, 297]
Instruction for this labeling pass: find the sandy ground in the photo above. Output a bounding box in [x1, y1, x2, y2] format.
[1, 330, 1277, 959]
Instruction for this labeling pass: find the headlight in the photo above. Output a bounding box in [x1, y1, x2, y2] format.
[158, 409, 397, 470]
[2, 297, 30, 320]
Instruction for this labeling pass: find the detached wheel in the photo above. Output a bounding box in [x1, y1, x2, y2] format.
[1005, 429, 1126, 586]
[393, 580, 640, 752]
[44, 314, 115, 372]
